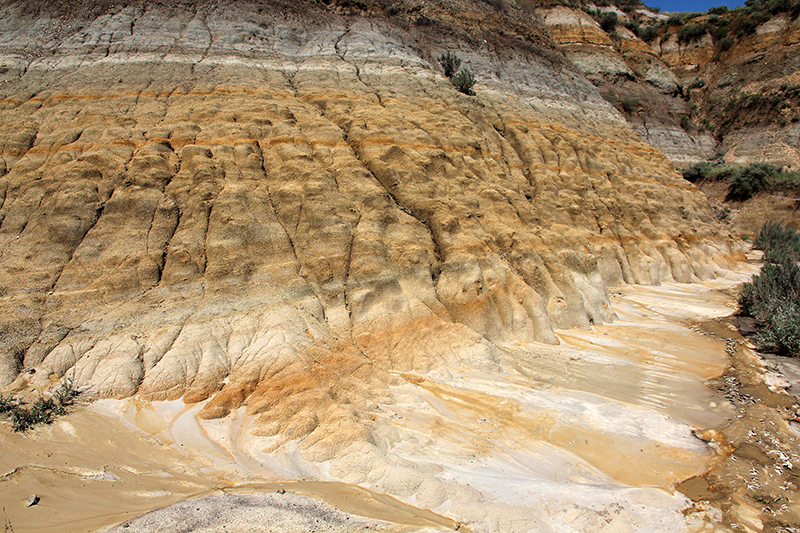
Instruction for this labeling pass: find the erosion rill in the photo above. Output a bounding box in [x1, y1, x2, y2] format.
[0, 1, 749, 532]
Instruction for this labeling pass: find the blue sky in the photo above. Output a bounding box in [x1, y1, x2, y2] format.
[650, 0, 746, 13]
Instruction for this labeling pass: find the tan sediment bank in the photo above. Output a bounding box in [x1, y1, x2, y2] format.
[2, 261, 776, 533]
[0, 405, 458, 532]
[0, 2, 747, 530]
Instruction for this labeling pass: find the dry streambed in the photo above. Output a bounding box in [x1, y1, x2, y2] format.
[677, 318, 800, 532]
[4, 263, 800, 532]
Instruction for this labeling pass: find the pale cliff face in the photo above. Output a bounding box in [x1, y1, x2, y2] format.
[0, 1, 742, 529]
[0, 0, 736, 393]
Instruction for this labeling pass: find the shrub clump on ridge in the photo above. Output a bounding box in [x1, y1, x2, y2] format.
[678, 23, 708, 43]
[438, 51, 476, 96]
[452, 68, 476, 95]
[726, 163, 778, 201]
[739, 222, 800, 357]
[599, 11, 618, 32]
[438, 51, 461, 79]
[681, 160, 798, 202]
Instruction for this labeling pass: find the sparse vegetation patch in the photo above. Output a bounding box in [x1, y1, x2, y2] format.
[599, 11, 618, 32]
[438, 51, 461, 79]
[753, 221, 800, 263]
[439, 51, 476, 96]
[678, 23, 709, 43]
[705, 84, 800, 138]
[0, 378, 79, 432]
[681, 161, 799, 201]
[453, 67, 476, 95]
[726, 163, 776, 201]
[739, 225, 800, 357]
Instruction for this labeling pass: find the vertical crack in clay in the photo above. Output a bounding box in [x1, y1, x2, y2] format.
[254, 139, 326, 322]
[343, 212, 362, 322]
[48, 199, 106, 295]
[155, 198, 180, 287]
[282, 69, 299, 98]
[337, 129, 443, 273]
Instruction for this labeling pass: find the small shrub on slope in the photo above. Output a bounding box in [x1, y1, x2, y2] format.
[639, 25, 659, 42]
[10, 398, 61, 432]
[438, 52, 477, 95]
[0, 377, 78, 432]
[678, 23, 708, 43]
[681, 160, 737, 183]
[726, 163, 778, 201]
[600, 12, 618, 32]
[438, 51, 461, 79]
[682, 161, 798, 200]
[52, 377, 79, 407]
[453, 68, 476, 95]
[682, 162, 714, 182]
[667, 14, 684, 26]
[0, 395, 20, 414]
[739, 222, 800, 357]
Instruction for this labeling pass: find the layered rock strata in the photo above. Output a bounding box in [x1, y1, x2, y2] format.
[0, 0, 736, 395]
[537, 5, 800, 167]
[682, 14, 800, 167]
[537, 6, 717, 166]
[0, 0, 741, 529]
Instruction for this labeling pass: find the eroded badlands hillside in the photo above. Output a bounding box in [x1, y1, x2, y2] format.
[0, 0, 745, 530]
[538, 2, 800, 167]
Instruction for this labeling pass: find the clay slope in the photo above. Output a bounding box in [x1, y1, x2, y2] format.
[0, 0, 738, 488]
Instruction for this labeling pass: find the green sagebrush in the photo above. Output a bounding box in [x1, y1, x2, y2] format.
[740, 222, 800, 356]
[0, 377, 78, 432]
